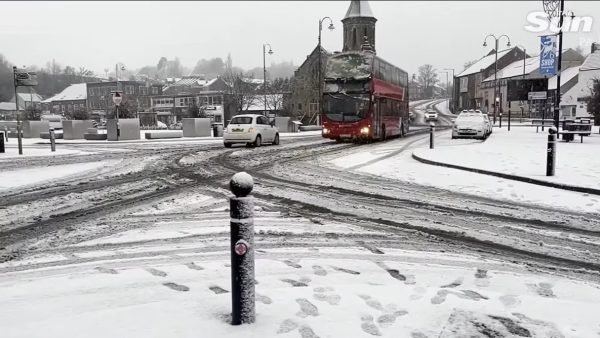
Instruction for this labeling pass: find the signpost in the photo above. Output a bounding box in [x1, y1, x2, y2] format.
[528, 91, 548, 100]
[111, 91, 123, 141]
[539, 35, 557, 76]
[13, 67, 38, 155]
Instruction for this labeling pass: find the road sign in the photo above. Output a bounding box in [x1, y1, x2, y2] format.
[528, 91, 548, 100]
[539, 35, 557, 76]
[14, 69, 38, 86]
[111, 91, 123, 105]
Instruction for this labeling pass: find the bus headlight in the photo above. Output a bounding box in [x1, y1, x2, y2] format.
[322, 128, 329, 134]
[360, 127, 370, 134]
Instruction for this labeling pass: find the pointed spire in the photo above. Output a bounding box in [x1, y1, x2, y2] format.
[343, 0, 375, 19]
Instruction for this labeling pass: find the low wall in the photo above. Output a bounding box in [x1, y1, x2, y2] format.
[22, 121, 50, 138]
[182, 118, 211, 137]
[145, 131, 183, 139]
[299, 125, 322, 131]
[63, 120, 94, 140]
[107, 118, 140, 141]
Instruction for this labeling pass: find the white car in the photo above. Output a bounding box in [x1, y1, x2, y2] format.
[223, 114, 280, 148]
[452, 113, 487, 140]
[424, 110, 438, 121]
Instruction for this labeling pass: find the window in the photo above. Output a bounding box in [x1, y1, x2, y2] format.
[460, 77, 468, 92]
[152, 87, 159, 95]
[309, 102, 319, 114]
[139, 86, 148, 95]
[125, 85, 135, 95]
[214, 96, 222, 105]
[298, 103, 302, 110]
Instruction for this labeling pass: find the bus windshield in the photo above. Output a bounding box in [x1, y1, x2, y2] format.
[325, 53, 372, 80]
[323, 93, 370, 122]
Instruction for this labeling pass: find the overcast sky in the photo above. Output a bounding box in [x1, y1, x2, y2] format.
[1, 1, 599, 78]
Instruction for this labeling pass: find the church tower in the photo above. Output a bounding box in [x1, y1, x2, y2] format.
[342, 1, 377, 53]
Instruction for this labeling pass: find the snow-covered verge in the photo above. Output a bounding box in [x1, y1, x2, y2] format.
[329, 132, 600, 214]
[0, 145, 92, 159]
[0, 161, 113, 191]
[1, 207, 600, 338]
[434, 99, 452, 115]
[414, 126, 600, 190]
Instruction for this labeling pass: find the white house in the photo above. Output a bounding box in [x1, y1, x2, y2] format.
[560, 47, 600, 118]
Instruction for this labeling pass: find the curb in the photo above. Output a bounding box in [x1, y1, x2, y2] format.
[411, 151, 600, 196]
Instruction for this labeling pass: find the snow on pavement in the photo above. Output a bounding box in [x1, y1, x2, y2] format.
[330, 132, 600, 214]
[0, 161, 113, 191]
[1, 244, 599, 337]
[414, 126, 600, 190]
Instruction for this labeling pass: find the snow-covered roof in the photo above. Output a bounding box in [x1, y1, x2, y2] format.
[548, 66, 580, 90]
[482, 56, 540, 82]
[344, 1, 375, 19]
[0, 102, 17, 111]
[43, 83, 87, 103]
[457, 48, 512, 77]
[13, 92, 43, 103]
[580, 51, 600, 71]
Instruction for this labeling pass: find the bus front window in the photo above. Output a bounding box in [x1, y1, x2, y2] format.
[323, 93, 370, 122]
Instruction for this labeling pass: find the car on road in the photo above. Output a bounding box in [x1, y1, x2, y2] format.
[482, 114, 492, 136]
[424, 110, 438, 121]
[223, 114, 280, 148]
[452, 113, 487, 140]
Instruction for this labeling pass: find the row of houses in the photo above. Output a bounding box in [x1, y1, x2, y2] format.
[0, 75, 288, 127]
[453, 42, 600, 119]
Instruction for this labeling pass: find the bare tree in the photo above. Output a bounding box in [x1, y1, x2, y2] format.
[417, 64, 439, 99]
[222, 70, 258, 113]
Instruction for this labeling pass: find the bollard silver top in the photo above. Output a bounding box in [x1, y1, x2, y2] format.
[230, 172, 254, 197]
[429, 122, 435, 127]
[549, 127, 557, 134]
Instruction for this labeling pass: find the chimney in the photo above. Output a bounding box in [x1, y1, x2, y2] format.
[592, 42, 600, 54]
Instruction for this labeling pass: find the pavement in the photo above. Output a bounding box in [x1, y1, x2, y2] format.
[412, 126, 600, 195]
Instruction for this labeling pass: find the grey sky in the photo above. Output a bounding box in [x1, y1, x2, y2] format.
[1, 1, 599, 78]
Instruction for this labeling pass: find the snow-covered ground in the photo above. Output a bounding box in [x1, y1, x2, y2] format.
[329, 130, 600, 214]
[0, 161, 113, 191]
[414, 126, 600, 190]
[0, 144, 91, 158]
[2, 204, 599, 338]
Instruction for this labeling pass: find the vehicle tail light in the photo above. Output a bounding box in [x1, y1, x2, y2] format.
[248, 127, 255, 133]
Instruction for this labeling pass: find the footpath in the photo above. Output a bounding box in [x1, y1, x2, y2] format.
[413, 126, 600, 195]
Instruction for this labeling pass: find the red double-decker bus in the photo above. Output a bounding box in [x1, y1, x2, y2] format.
[321, 51, 409, 142]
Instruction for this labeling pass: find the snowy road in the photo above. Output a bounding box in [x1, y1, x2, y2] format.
[2, 100, 600, 336]
[2, 100, 598, 283]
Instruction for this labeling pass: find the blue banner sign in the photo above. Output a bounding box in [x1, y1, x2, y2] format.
[539, 35, 557, 76]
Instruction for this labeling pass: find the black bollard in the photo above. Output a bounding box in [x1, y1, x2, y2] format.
[429, 122, 434, 149]
[499, 114, 503, 129]
[508, 110, 511, 131]
[546, 127, 556, 176]
[0, 132, 4, 153]
[4, 127, 7, 142]
[49, 128, 56, 152]
[17, 122, 22, 155]
[229, 172, 255, 325]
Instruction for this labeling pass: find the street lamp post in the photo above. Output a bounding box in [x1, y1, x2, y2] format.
[318, 16, 335, 126]
[262, 43, 273, 117]
[439, 70, 449, 112]
[514, 44, 528, 124]
[483, 34, 511, 125]
[443, 68, 454, 113]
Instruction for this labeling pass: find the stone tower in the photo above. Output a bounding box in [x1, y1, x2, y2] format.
[342, 1, 377, 53]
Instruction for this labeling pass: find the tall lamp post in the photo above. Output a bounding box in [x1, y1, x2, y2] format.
[318, 16, 335, 125]
[439, 70, 449, 112]
[543, 0, 572, 129]
[262, 43, 273, 117]
[443, 68, 454, 113]
[483, 34, 511, 125]
[514, 44, 528, 123]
